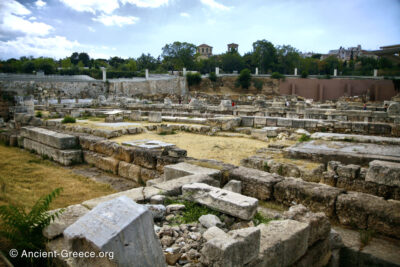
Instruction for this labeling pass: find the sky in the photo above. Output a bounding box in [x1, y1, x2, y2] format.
[0, 0, 399, 60]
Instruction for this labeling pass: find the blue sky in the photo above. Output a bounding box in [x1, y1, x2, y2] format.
[0, 0, 399, 60]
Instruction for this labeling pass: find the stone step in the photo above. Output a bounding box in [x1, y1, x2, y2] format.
[311, 132, 400, 145]
[21, 126, 78, 149]
[163, 162, 220, 181]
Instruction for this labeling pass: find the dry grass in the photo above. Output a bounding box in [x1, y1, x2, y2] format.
[112, 132, 269, 165]
[0, 145, 115, 210]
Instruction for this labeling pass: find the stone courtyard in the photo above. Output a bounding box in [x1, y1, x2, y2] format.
[1, 79, 400, 267]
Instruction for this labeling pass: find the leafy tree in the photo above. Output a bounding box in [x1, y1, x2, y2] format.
[208, 72, 217, 82]
[221, 52, 244, 73]
[195, 56, 220, 74]
[162, 42, 197, 70]
[252, 40, 277, 73]
[275, 45, 301, 74]
[237, 68, 251, 89]
[70, 52, 80, 65]
[78, 52, 90, 67]
[137, 53, 158, 71]
[108, 56, 125, 69]
[125, 59, 137, 72]
[34, 57, 56, 74]
[301, 70, 308, 78]
[22, 61, 35, 73]
[60, 58, 72, 69]
[186, 72, 202, 87]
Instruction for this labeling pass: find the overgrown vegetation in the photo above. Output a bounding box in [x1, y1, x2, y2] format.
[35, 111, 42, 118]
[271, 72, 285, 80]
[61, 116, 76, 124]
[164, 198, 220, 224]
[263, 162, 271, 172]
[253, 78, 264, 91]
[252, 212, 273, 226]
[237, 68, 252, 89]
[186, 72, 202, 87]
[301, 70, 308, 78]
[0, 188, 64, 265]
[208, 72, 217, 82]
[298, 134, 311, 142]
[158, 130, 177, 136]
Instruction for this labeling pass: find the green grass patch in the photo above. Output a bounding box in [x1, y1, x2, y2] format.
[263, 162, 270, 172]
[252, 212, 273, 226]
[158, 130, 177, 136]
[298, 134, 311, 142]
[61, 116, 76, 124]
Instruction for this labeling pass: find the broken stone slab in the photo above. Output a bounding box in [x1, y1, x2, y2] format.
[200, 227, 260, 266]
[82, 186, 161, 209]
[182, 183, 258, 220]
[43, 204, 89, 240]
[228, 166, 283, 200]
[336, 191, 400, 238]
[152, 174, 219, 196]
[248, 220, 310, 267]
[366, 160, 400, 187]
[222, 180, 242, 193]
[23, 138, 82, 166]
[199, 214, 223, 228]
[148, 111, 162, 123]
[163, 162, 220, 181]
[273, 177, 344, 217]
[21, 126, 78, 149]
[203, 226, 228, 241]
[64, 196, 165, 267]
[145, 204, 166, 220]
[283, 204, 331, 246]
[83, 151, 119, 174]
[311, 132, 400, 145]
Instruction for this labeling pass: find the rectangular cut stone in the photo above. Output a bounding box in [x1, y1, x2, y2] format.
[249, 220, 310, 267]
[148, 111, 162, 123]
[266, 117, 277, 126]
[292, 119, 305, 128]
[130, 110, 142, 121]
[182, 183, 258, 220]
[23, 138, 82, 166]
[153, 174, 219, 196]
[64, 196, 165, 267]
[310, 132, 400, 145]
[228, 167, 283, 200]
[254, 116, 267, 127]
[241, 116, 254, 127]
[118, 161, 141, 182]
[277, 118, 293, 127]
[366, 160, 400, 187]
[21, 126, 77, 149]
[164, 162, 220, 181]
[83, 151, 119, 174]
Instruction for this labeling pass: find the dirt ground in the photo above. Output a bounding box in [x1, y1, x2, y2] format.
[0, 145, 116, 210]
[112, 132, 269, 165]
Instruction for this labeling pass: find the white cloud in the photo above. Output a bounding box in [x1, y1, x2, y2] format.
[35, 0, 47, 8]
[58, 0, 120, 14]
[0, 0, 31, 16]
[121, 0, 169, 8]
[200, 0, 230, 11]
[0, 35, 81, 58]
[1, 14, 53, 36]
[93, 14, 139, 27]
[88, 26, 96, 32]
[180, 12, 190, 18]
[29, 16, 37, 21]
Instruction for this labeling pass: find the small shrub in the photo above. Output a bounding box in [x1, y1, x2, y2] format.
[35, 111, 42, 118]
[324, 74, 331, 79]
[301, 71, 308, 78]
[252, 212, 273, 226]
[164, 198, 220, 224]
[298, 134, 311, 142]
[277, 165, 284, 176]
[0, 188, 64, 265]
[271, 72, 285, 80]
[263, 162, 270, 172]
[186, 72, 202, 87]
[61, 116, 76, 124]
[253, 78, 264, 91]
[237, 68, 252, 89]
[208, 72, 217, 82]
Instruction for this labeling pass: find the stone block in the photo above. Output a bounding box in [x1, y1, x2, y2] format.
[253, 116, 267, 127]
[153, 174, 219, 196]
[64, 196, 165, 267]
[368, 123, 392, 135]
[228, 166, 283, 200]
[93, 140, 119, 156]
[273, 177, 344, 217]
[140, 167, 157, 182]
[129, 110, 141, 121]
[118, 161, 141, 182]
[222, 180, 242, 193]
[292, 119, 306, 128]
[366, 160, 400, 187]
[148, 111, 162, 123]
[249, 220, 310, 267]
[163, 162, 220, 181]
[23, 138, 82, 166]
[241, 116, 254, 127]
[277, 118, 293, 127]
[43, 204, 89, 240]
[113, 145, 135, 163]
[199, 214, 223, 228]
[336, 192, 400, 238]
[133, 148, 161, 169]
[292, 238, 331, 267]
[336, 164, 360, 180]
[21, 126, 78, 149]
[79, 135, 104, 150]
[266, 117, 277, 126]
[83, 151, 119, 174]
[182, 183, 258, 220]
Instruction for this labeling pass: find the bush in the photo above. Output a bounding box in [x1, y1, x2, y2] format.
[35, 111, 42, 118]
[298, 134, 311, 142]
[253, 78, 264, 91]
[186, 72, 202, 87]
[301, 71, 308, 78]
[237, 68, 251, 89]
[208, 72, 217, 82]
[271, 72, 285, 80]
[0, 188, 64, 265]
[61, 116, 76, 124]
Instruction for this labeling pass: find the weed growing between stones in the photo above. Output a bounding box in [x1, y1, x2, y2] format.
[35, 111, 42, 118]
[252, 212, 273, 226]
[0, 188, 64, 266]
[164, 198, 220, 224]
[158, 130, 177, 136]
[263, 162, 271, 172]
[277, 165, 284, 176]
[61, 116, 76, 124]
[298, 134, 311, 142]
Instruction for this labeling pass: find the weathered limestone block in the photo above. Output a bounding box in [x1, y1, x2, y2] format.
[163, 162, 220, 181]
[23, 138, 82, 166]
[292, 238, 331, 267]
[130, 110, 142, 121]
[140, 167, 157, 182]
[228, 166, 283, 200]
[251, 129, 269, 141]
[201, 227, 260, 267]
[182, 183, 258, 220]
[83, 151, 119, 174]
[43, 204, 89, 240]
[277, 118, 293, 127]
[366, 160, 400, 187]
[283, 204, 331, 246]
[93, 140, 119, 156]
[248, 220, 310, 267]
[241, 116, 254, 127]
[222, 180, 242, 193]
[199, 214, 223, 228]
[253, 116, 267, 127]
[21, 126, 78, 149]
[208, 117, 241, 131]
[113, 145, 135, 163]
[133, 148, 161, 169]
[388, 102, 400, 117]
[273, 177, 344, 217]
[78, 135, 105, 150]
[64, 196, 165, 267]
[152, 174, 219, 196]
[336, 164, 360, 180]
[203, 226, 227, 241]
[118, 161, 141, 182]
[336, 192, 400, 238]
[148, 111, 162, 123]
